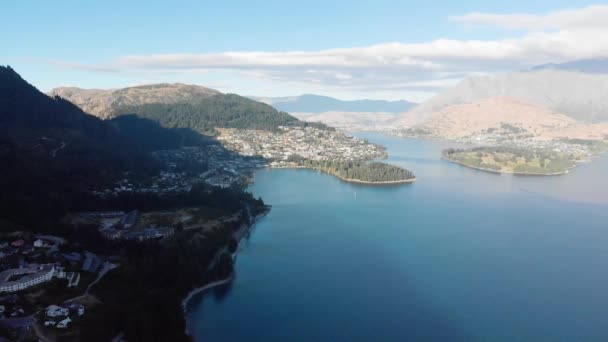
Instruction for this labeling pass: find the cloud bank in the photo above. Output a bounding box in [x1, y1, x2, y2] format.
[55, 5, 608, 99]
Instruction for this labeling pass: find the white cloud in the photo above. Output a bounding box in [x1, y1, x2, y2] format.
[450, 5, 608, 30]
[48, 5, 608, 100]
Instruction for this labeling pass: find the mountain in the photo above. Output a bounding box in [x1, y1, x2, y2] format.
[414, 97, 569, 138]
[531, 58, 608, 73]
[399, 70, 608, 126]
[0, 66, 159, 226]
[52, 84, 304, 134]
[51, 83, 220, 119]
[409, 97, 608, 141]
[254, 94, 416, 113]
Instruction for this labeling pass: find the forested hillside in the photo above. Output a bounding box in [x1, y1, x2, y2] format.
[53, 84, 315, 134]
[0, 66, 158, 226]
[111, 93, 301, 134]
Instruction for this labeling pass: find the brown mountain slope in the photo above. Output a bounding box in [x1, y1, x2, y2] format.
[50, 83, 220, 119]
[414, 97, 607, 141]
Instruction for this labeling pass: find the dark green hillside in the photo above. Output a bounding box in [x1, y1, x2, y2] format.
[108, 114, 214, 151]
[0, 66, 158, 226]
[111, 93, 302, 134]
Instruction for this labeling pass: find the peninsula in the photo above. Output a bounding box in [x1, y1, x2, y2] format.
[442, 147, 580, 175]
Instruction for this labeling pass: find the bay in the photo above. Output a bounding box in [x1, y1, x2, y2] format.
[186, 133, 608, 341]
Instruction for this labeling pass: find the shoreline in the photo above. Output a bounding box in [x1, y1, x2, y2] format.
[270, 165, 416, 184]
[442, 156, 572, 176]
[181, 274, 234, 311]
[182, 205, 270, 335]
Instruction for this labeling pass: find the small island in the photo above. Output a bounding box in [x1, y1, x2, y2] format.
[287, 155, 416, 184]
[442, 146, 579, 175]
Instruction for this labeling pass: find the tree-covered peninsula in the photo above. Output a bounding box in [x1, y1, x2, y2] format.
[287, 156, 415, 184]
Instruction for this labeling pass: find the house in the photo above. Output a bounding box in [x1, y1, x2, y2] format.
[82, 252, 101, 273]
[56, 317, 71, 329]
[120, 210, 140, 229]
[66, 272, 80, 287]
[100, 228, 123, 240]
[62, 252, 82, 264]
[66, 302, 85, 316]
[46, 305, 69, 318]
[0, 265, 56, 293]
[11, 240, 24, 248]
[34, 235, 66, 246]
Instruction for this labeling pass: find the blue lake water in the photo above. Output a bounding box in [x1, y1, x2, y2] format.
[186, 134, 608, 341]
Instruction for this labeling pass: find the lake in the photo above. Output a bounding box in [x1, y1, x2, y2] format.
[186, 133, 608, 341]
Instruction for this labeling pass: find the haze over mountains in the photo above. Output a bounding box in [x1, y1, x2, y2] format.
[251, 94, 416, 132]
[401, 70, 608, 126]
[531, 58, 608, 74]
[392, 65, 608, 142]
[254, 94, 416, 113]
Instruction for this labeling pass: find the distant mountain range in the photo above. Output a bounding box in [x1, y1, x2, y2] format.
[253, 94, 416, 113]
[410, 97, 608, 141]
[52, 84, 307, 134]
[531, 58, 608, 73]
[399, 69, 608, 126]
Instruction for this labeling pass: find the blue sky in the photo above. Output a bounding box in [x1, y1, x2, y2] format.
[3, 1, 606, 101]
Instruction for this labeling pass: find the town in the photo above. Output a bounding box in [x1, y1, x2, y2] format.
[0, 233, 108, 340]
[396, 125, 607, 161]
[217, 126, 387, 167]
[94, 142, 267, 197]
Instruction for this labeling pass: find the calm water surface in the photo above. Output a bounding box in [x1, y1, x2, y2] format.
[187, 134, 608, 341]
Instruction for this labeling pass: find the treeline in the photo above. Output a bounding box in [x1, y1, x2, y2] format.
[110, 93, 327, 134]
[77, 192, 267, 341]
[287, 155, 415, 182]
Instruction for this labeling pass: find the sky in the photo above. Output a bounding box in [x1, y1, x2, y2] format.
[3, 1, 607, 101]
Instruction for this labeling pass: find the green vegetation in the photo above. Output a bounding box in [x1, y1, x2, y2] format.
[287, 155, 415, 183]
[111, 93, 327, 134]
[77, 190, 267, 341]
[0, 66, 162, 227]
[443, 146, 579, 175]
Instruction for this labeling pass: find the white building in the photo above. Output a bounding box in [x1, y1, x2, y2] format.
[0, 265, 55, 293]
[57, 317, 71, 329]
[46, 305, 69, 318]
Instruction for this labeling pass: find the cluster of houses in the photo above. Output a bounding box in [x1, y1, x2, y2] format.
[0, 235, 112, 335]
[43, 302, 85, 329]
[0, 235, 64, 260]
[217, 126, 387, 166]
[0, 235, 86, 293]
[75, 210, 176, 242]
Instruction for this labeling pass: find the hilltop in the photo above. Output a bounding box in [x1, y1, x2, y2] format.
[52, 84, 304, 134]
[51, 83, 220, 119]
